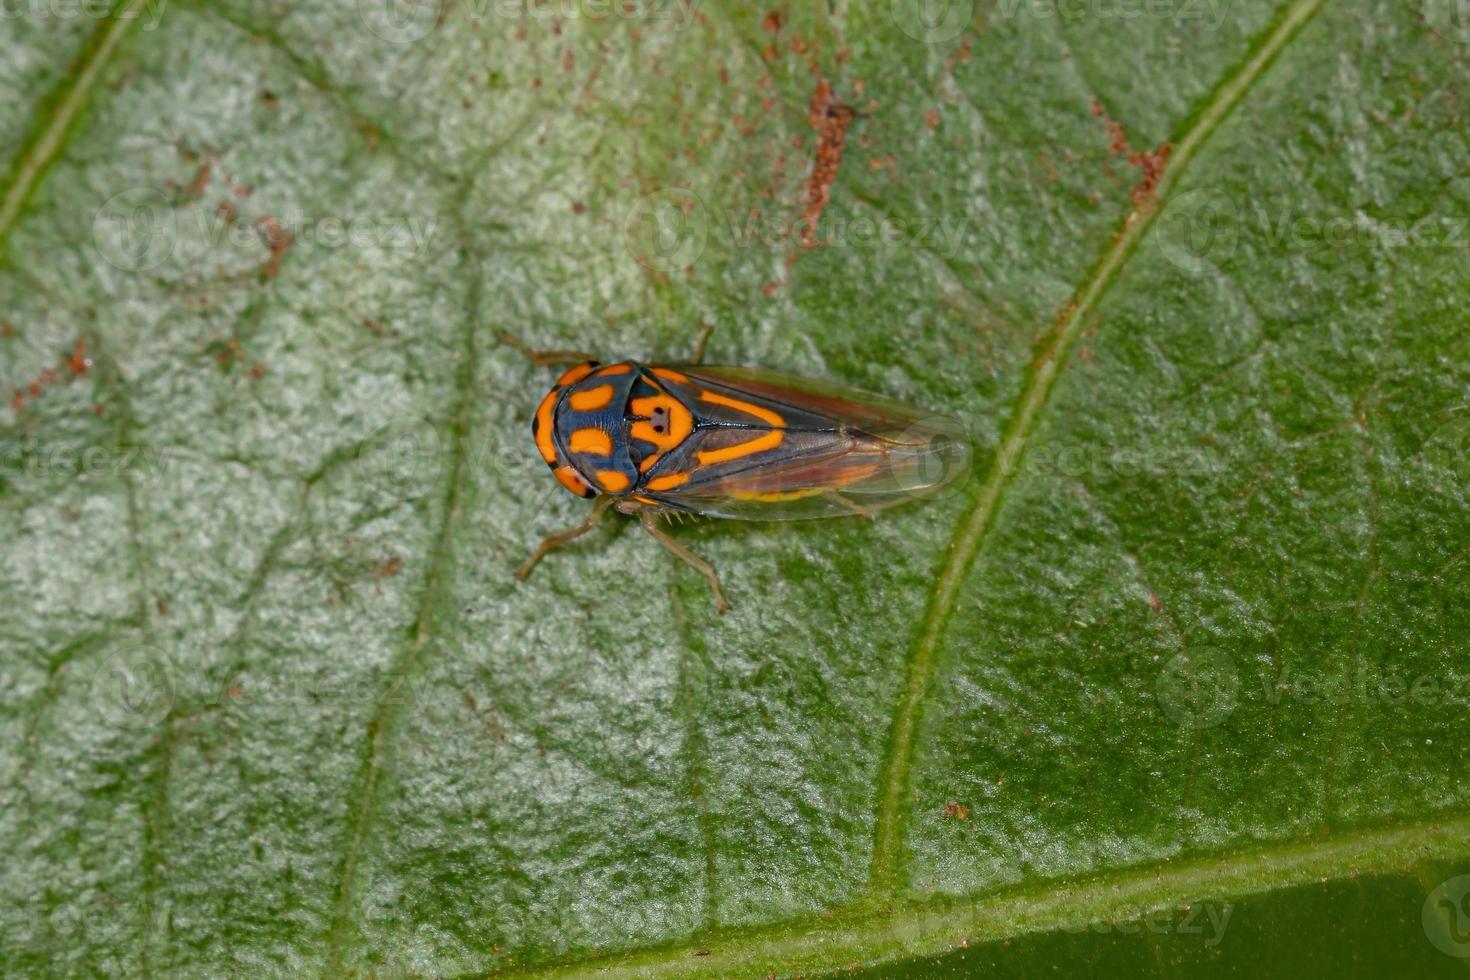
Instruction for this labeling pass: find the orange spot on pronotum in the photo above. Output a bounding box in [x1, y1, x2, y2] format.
[569, 385, 615, 411]
[596, 470, 629, 492]
[569, 428, 612, 455]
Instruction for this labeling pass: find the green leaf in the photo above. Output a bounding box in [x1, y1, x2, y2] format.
[3, 0, 1469, 976]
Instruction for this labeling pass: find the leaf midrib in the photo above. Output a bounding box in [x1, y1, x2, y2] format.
[522, 809, 1470, 978]
[866, 0, 1330, 897]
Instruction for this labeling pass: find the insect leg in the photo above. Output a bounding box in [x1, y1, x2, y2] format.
[686, 322, 714, 365]
[822, 489, 880, 518]
[516, 495, 613, 579]
[639, 511, 731, 614]
[500, 332, 597, 366]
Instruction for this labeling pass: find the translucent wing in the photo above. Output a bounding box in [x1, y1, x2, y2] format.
[639, 366, 972, 520]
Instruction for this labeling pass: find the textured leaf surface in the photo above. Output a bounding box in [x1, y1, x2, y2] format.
[3, 0, 1469, 975]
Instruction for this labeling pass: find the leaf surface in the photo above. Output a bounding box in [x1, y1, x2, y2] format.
[2, 0, 1469, 975]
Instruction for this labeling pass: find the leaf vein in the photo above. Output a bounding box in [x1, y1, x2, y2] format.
[867, 0, 1329, 895]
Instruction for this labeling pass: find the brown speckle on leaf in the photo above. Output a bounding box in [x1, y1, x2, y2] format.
[1090, 99, 1172, 206]
[10, 337, 90, 412]
[762, 9, 783, 32]
[186, 160, 212, 201]
[799, 77, 856, 251]
[944, 802, 971, 821]
[67, 338, 91, 375]
[257, 216, 294, 280]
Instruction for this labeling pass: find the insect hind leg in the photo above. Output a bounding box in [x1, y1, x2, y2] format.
[516, 495, 613, 580]
[639, 511, 731, 614]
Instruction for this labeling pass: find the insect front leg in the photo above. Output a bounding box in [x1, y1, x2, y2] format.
[500, 332, 598, 366]
[516, 495, 613, 580]
[638, 511, 731, 614]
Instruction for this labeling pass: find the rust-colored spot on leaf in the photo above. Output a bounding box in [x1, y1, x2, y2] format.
[257, 216, 294, 280]
[1090, 99, 1172, 206]
[186, 160, 212, 201]
[799, 77, 856, 252]
[67, 338, 91, 375]
[10, 338, 90, 412]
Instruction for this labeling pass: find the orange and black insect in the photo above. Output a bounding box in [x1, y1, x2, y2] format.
[510, 329, 971, 613]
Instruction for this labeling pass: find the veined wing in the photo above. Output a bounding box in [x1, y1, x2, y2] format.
[639, 366, 972, 520]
